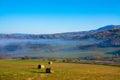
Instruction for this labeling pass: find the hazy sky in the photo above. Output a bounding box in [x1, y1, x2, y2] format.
[0, 0, 120, 34]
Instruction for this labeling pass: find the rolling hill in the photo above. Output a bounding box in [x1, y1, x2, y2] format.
[0, 25, 120, 58]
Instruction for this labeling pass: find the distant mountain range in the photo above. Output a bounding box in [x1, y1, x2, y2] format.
[0, 25, 120, 58]
[96, 25, 120, 31]
[0, 25, 120, 39]
[78, 28, 120, 48]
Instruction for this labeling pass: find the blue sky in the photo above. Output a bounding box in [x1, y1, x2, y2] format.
[0, 0, 120, 34]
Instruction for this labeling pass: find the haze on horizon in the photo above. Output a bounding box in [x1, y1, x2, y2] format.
[0, 0, 120, 34]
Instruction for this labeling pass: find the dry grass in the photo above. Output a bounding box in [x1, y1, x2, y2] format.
[0, 60, 120, 80]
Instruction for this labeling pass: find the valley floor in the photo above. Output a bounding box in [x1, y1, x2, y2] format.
[0, 60, 120, 80]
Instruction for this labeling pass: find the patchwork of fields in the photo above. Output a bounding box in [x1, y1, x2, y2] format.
[0, 60, 120, 80]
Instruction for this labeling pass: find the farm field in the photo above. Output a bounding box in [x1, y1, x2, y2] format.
[0, 60, 120, 80]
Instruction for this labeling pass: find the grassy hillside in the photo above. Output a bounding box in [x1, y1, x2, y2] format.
[0, 60, 120, 80]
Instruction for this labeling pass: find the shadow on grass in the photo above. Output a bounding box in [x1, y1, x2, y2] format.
[29, 69, 46, 74]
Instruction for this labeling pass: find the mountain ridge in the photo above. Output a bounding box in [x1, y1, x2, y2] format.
[0, 25, 120, 39]
[0, 25, 120, 58]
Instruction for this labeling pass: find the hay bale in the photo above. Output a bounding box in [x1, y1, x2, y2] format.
[38, 64, 45, 69]
[48, 61, 52, 65]
[46, 68, 54, 73]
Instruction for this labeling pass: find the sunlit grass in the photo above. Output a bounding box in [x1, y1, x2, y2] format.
[0, 60, 120, 80]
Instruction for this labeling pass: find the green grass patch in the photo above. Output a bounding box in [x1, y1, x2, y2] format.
[0, 60, 120, 80]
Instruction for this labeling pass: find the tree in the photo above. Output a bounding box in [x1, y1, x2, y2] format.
[21, 56, 30, 60]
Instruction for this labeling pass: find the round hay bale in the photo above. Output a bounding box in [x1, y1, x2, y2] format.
[48, 61, 52, 65]
[46, 68, 54, 73]
[37, 64, 45, 69]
